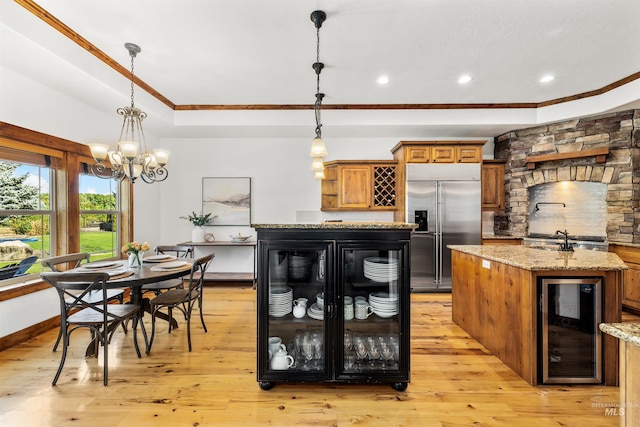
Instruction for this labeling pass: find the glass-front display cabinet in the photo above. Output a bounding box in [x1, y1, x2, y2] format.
[255, 226, 412, 391]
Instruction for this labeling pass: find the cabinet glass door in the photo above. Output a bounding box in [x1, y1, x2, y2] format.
[259, 242, 332, 380]
[338, 244, 408, 379]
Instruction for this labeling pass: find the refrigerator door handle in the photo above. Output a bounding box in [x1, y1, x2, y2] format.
[435, 182, 441, 285]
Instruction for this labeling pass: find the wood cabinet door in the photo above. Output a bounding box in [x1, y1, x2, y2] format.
[622, 264, 640, 311]
[339, 165, 371, 208]
[457, 146, 481, 163]
[431, 146, 455, 163]
[405, 147, 430, 163]
[481, 163, 505, 209]
[610, 246, 640, 312]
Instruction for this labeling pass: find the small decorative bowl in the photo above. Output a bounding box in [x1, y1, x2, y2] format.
[230, 234, 251, 243]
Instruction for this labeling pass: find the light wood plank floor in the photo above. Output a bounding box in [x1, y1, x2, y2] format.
[0, 286, 637, 427]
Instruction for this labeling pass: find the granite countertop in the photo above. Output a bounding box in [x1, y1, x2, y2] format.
[252, 222, 417, 230]
[482, 235, 523, 240]
[600, 323, 640, 347]
[448, 245, 628, 271]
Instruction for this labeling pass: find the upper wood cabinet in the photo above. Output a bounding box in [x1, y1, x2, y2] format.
[321, 161, 397, 211]
[391, 140, 487, 222]
[481, 160, 506, 210]
[397, 143, 483, 164]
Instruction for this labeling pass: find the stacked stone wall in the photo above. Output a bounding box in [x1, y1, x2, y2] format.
[494, 109, 640, 243]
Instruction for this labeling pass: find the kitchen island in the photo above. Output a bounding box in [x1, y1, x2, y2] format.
[450, 245, 627, 386]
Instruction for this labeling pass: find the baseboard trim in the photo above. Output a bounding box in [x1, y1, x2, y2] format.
[0, 316, 58, 351]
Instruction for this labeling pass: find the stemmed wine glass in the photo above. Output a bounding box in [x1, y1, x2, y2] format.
[368, 343, 381, 368]
[344, 333, 353, 352]
[311, 331, 323, 369]
[381, 344, 395, 369]
[301, 333, 315, 370]
[354, 340, 368, 369]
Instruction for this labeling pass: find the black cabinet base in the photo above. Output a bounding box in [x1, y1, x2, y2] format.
[258, 381, 408, 391]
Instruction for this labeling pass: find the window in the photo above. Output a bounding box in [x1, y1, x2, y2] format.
[0, 160, 53, 279]
[79, 171, 119, 261]
[0, 123, 133, 289]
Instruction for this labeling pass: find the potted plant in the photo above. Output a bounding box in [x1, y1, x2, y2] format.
[181, 212, 214, 242]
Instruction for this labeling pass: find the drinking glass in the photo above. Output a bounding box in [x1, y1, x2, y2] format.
[344, 354, 356, 371]
[355, 342, 368, 369]
[344, 333, 353, 352]
[381, 345, 395, 369]
[368, 343, 381, 367]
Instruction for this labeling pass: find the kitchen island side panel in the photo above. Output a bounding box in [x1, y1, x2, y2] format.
[452, 250, 537, 385]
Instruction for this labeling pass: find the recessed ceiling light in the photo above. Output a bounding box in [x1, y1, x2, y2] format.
[540, 74, 556, 83]
[377, 75, 390, 85]
[457, 74, 472, 84]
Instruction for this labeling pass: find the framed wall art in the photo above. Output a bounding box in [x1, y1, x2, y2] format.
[202, 177, 251, 225]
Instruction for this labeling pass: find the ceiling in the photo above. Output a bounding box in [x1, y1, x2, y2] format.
[2, 0, 640, 141]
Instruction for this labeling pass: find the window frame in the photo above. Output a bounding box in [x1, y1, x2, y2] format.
[78, 169, 121, 261]
[0, 122, 133, 288]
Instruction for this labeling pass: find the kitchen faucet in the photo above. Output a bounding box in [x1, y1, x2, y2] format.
[555, 230, 574, 252]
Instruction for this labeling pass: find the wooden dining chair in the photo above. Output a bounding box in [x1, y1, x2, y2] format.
[147, 253, 214, 353]
[41, 253, 126, 351]
[40, 271, 142, 386]
[141, 245, 194, 296]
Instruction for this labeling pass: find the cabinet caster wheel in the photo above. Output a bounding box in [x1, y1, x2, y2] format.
[259, 381, 274, 390]
[391, 382, 408, 391]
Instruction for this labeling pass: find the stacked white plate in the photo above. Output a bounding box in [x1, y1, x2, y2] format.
[269, 286, 293, 317]
[307, 302, 324, 320]
[363, 257, 399, 282]
[369, 292, 399, 318]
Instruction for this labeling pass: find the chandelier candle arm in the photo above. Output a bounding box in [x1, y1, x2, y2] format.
[89, 144, 109, 161]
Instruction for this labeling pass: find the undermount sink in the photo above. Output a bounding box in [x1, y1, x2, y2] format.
[529, 244, 561, 251]
[529, 243, 598, 252]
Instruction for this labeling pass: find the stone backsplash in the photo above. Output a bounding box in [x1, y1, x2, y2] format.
[494, 109, 640, 243]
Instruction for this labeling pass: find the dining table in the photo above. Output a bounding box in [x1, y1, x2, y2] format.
[68, 256, 195, 355]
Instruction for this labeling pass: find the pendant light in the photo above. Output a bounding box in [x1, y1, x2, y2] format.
[310, 10, 328, 179]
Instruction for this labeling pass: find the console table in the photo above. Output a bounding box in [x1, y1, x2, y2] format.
[179, 241, 257, 286]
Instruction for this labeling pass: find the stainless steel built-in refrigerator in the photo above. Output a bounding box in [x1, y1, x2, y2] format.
[406, 163, 481, 292]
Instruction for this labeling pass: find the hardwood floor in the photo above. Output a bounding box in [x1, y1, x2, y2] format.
[0, 286, 637, 427]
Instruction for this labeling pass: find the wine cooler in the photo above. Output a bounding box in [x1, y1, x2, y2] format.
[538, 277, 602, 384]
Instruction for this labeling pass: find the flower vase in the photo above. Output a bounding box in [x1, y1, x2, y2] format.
[128, 252, 143, 268]
[192, 226, 206, 243]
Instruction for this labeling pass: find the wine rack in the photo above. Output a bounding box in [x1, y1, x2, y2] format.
[373, 166, 396, 207]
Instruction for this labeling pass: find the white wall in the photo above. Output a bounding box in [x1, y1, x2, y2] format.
[133, 136, 401, 273]
[0, 287, 59, 337]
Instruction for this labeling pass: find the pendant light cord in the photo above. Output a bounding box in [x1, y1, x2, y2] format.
[314, 23, 324, 138]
